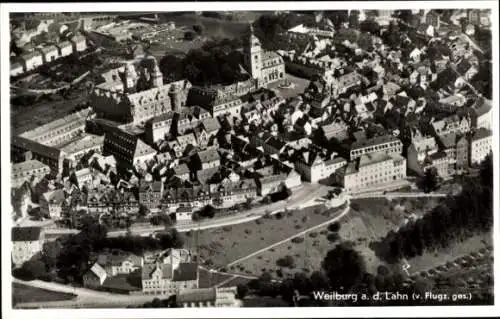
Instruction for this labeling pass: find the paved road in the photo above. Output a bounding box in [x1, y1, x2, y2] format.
[352, 192, 448, 199]
[223, 198, 351, 269]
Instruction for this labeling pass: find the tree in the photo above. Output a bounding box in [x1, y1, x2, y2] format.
[200, 205, 215, 218]
[139, 204, 150, 216]
[322, 242, 366, 291]
[193, 24, 203, 35]
[184, 31, 195, 41]
[360, 20, 381, 35]
[236, 284, 249, 299]
[422, 167, 439, 193]
[276, 255, 295, 268]
[480, 152, 493, 189]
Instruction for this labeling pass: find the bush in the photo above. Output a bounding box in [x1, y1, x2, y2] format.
[302, 216, 309, 223]
[255, 219, 263, 225]
[275, 212, 284, 220]
[294, 224, 302, 229]
[222, 226, 232, 232]
[327, 233, 340, 242]
[244, 229, 252, 235]
[276, 269, 284, 277]
[328, 222, 341, 232]
[184, 31, 196, 41]
[193, 24, 203, 35]
[291, 237, 304, 244]
[309, 232, 318, 238]
[276, 255, 295, 268]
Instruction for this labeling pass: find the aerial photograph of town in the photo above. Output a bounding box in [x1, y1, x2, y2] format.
[6, 7, 494, 311]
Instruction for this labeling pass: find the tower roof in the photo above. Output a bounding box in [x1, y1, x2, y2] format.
[247, 23, 261, 47]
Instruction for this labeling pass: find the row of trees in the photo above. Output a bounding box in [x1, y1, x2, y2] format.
[374, 154, 493, 263]
[159, 37, 247, 86]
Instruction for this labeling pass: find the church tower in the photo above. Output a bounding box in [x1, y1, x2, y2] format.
[150, 58, 163, 88]
[244, 24, 262, 82]
[123, 63, 138, 92]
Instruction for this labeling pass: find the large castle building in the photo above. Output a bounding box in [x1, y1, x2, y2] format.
[90, 56, 192, 125]
[243, 25, 285, 87]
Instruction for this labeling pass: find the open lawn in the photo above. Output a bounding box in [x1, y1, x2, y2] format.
[183, 204, 342, 270]
[237, 198, 443, 278]
[219, 276, 252, 288]
[198, 268, 235, 288]
[12, 283, 76, 306]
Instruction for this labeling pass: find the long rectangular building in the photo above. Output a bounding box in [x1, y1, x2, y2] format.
[343, 151, 407, 193]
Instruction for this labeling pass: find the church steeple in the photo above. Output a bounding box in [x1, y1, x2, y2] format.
[244, 23, 262, 82]
[150, 57, 163, 88]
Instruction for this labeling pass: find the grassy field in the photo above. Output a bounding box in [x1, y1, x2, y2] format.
[198, 268, 235, 288]
[12, 283, 76, 306]
[183, 204, 343, 270]
[237, 197, 443, 278]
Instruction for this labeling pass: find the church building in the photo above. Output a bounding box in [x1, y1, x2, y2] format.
[243, 25, 286, 87]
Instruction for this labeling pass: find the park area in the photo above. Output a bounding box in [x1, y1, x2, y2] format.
[183, 203, 347, 273]
[12, 283, 76, 306]
[235, 197, 444, 279]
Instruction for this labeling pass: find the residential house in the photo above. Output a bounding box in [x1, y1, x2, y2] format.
[141, 262, 198, 296]
[87, 187, 139, 214]
[342, 151, 407, 193]
[425, 10, 440, 28]
[20, 51, 43, 71]
[11, 160, 50, 189]
[72, 168, 93, 188]
[211, 179, 257, 206]
[39, 189, 65, 219]
[71, 35, 87, 52]
[11, 62, 24, 77]
[469, 128, 492, 166]
[175, 206, 193, 224]
[194, 148, 221, 170]
[176, 287, 239, 307]
[139, 180, 164, 210]
[38, 45, 60, 63]
[95, 250, 143, 276]
[173, 163, 191, 181]
[294, 150, 347, 183]
[12, 226, 45, 267]
[145, 112, 175, 144]
[257, 174, 287, 196]
[11, 182, 35, 219]
[431, 115, 470, 136]
[103, 127, 156, 167]
[347, 135, 403, 161]
[470, 98, 492, 130]
[177, 133, 198, 151]
[406, 132, 438, 176]
[162, 185, 212, 211]
[320, 121, 349, 142]
[56, 41, 74, 57]
[83, 263, 108, 289]
[424, 151, 450, 178]
[439, 94, 467, 107]
[285, 170, 302, 189]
